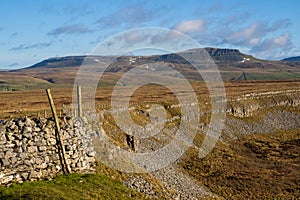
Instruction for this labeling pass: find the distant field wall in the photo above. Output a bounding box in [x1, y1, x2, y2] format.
[0, 117, 96, 185]
[226, 90, 300, 118]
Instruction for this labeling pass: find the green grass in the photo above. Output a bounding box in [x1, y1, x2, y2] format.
[0, 81, 73, 91]
[0, 173, 152, 200]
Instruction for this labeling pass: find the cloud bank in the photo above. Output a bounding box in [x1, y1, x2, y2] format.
[10, 41, 54, 51]
[48, 25, 92, 35]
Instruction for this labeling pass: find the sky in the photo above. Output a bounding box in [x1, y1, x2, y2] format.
[0, 0, 299, 69]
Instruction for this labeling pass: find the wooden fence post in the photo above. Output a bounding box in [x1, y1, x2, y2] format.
[77, 85, 82, 118]
[46, 89, 71, 174]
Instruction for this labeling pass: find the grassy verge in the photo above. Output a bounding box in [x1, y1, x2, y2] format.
[0, 173, 152, 200]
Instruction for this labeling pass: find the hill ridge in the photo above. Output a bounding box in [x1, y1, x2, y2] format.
[282, 56, 300, 61]
[17, 47, 254, 71]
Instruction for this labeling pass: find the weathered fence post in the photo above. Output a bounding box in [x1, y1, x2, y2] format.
[77, 85, 82, 118]
[46, 89, 71, 174]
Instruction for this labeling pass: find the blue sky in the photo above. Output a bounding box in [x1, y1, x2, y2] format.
[0, 0, 299, 69]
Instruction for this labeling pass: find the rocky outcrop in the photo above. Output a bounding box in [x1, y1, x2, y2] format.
[0, 117, 95, 185]
[223, 110, 300, 139]
[227, 90, 300, 118]
[228, 104, 260, 118]
[204, 47, 245, 62]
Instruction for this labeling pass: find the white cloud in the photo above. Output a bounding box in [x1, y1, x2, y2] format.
[273, 32, 290, 45]
[252, 32, 292, 52]
[216, 19, 295, 59]
[249, 38, 260, 45]
[123, 31, 150, 44]
[174, 19, 205, 34]
[229, 22, 265, 46]
[227, 20, 291, 47]
[248, 32, 296, 60]
[232, 23, 258, 39]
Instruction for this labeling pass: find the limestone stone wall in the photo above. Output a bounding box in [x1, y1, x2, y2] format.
[0, 117, 95, 185]
[227, 94, 300, 118]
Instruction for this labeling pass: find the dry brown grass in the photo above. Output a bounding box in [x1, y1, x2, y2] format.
[0, 80, 299, 199]
[180, 128, 300, 199]
[1, 80, 299, 119]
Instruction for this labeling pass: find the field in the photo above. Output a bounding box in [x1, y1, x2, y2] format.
[1, 80, 299, 119]
[0, 79, 299, 199]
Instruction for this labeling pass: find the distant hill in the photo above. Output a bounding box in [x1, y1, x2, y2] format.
[24, 56, 87, 69]
[19, 48, 255, 70]
[282, 56, 300, 61]
[1, 47, 299, 89]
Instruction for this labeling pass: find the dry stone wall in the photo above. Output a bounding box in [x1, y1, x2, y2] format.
[0, 117, 96, 185]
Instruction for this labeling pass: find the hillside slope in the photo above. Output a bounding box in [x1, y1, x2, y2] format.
[282, 56, 300, 61]
[0, 48, 300, 90]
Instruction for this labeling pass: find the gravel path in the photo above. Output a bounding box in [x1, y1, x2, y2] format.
[151, 163, 218, 200]
[123, 109, 299, 199]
